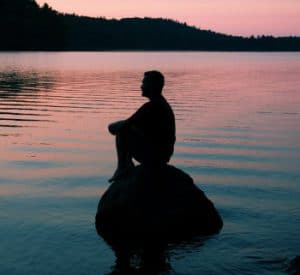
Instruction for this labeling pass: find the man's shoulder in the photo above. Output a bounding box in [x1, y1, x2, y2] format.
[157, 96, 174, 113]
[131, 96, 173, 119]
[137, 101, 152, 113]
[151, 96, 171, 107]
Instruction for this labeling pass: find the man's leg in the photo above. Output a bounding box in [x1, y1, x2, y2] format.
[109, 130, 134, 183]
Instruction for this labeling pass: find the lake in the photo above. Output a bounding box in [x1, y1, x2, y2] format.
[0, 52, 300, 274]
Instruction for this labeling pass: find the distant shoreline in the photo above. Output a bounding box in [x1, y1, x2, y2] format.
[2, 1, 300, 51]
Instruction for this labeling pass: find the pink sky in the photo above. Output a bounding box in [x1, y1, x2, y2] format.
[36, 0, 300, 37]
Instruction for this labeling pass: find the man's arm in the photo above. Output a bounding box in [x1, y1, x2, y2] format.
[108, 120, 128, 135]
[108, 102, 150, 136]
[108, 119, 146, 139]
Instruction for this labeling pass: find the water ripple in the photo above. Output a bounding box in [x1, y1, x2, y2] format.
[1, 52, 300, 275]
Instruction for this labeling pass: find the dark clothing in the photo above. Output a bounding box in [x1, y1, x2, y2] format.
[126, 95, 176, 164]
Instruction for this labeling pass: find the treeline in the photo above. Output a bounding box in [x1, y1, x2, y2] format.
[1, 0, 300, 51]
[0, 0, 65, 50]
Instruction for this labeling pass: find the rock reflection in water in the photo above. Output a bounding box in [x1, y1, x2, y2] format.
[96, 164, 223, 274]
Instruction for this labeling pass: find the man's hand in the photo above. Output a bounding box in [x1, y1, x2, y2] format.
[108, 120, 127, 135]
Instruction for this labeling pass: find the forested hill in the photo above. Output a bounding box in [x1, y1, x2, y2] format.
[1, 0, 300, 51]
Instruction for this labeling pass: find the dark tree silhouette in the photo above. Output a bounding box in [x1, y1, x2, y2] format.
[1, 0, 300, 51]
[0, 0, 65, 50]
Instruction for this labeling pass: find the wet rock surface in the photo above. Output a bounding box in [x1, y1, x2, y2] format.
[96, 164, 223, 246]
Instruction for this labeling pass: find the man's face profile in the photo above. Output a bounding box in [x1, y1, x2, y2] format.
[141, 76, 151, 98]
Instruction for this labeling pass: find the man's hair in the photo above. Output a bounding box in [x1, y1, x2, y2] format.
[144, 70, 165, 92]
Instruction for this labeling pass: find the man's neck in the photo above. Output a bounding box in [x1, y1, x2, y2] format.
[148, 94, 163, 101]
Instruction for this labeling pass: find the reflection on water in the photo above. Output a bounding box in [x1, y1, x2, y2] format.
[0, 71, 53, 93]
[0, 52, 300, 274]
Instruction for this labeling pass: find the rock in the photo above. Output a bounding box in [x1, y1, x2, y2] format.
[95, 164, 223, 271]
[95, 164, 223, 248]
[288, 256, 300, 275]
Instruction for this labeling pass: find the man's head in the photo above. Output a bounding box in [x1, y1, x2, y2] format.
[141, 70, 164, 99]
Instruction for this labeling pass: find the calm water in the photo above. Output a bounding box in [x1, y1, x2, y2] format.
[0, 52, 300, 274]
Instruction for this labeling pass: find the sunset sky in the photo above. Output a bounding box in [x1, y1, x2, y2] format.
[35, 0, 300, 37]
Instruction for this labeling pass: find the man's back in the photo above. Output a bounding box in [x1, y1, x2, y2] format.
[128, 95, 176, 163]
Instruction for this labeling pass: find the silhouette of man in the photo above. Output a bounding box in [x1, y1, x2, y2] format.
[108, 71, 176, 182]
